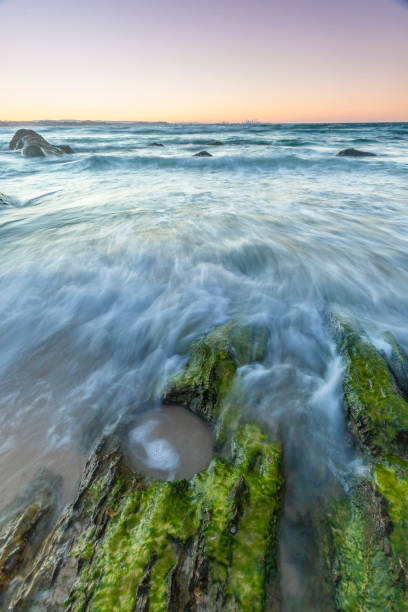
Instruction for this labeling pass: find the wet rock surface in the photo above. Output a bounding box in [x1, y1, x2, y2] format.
[9, 129, 73, 158]
[0, 469, 62, 608]
[337, 148, 377, 157]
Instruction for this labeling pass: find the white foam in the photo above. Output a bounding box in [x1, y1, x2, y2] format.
[129, 419, 180, 476]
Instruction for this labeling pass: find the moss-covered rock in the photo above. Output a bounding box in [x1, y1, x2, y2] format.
[330, 315, 408, 459]
[327, 478, 405, 611]
[164, 321, 268, 445]
[375, 457, 408, 585]
[328, 315, 408, 609]
[8, 322, 282, 611]
[62, 424, 281, 612]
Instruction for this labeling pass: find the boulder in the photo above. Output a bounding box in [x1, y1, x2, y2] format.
[337, 148, 376, 158]
[193, 150, 212, 157]
[9, 129, 73, 157]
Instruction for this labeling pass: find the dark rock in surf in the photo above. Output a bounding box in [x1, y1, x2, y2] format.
[59, 144, 74, 154]
[0, 192, 11, 206]
[9, 129, 73, 158]
[337, 148, 376, 158]
[193, 150, 212, 157]
[149, 142, 164, 147]
[209, 140, 223, 146]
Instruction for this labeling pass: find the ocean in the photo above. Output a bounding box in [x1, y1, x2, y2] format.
[1, 121, 407, 606]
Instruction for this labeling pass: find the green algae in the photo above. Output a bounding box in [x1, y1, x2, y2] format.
[165, 321, 268, 446]
[327, 480, 404, 612]
[333, 317, 408, 458]
[375, 457, 408, 575]
[329, 315, 408, 608]
[227, 425, 282, 610]
[67, 424, 282, 611]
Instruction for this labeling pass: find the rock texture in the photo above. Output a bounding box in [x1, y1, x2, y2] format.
[9, 129, 73, 158]
[2, 322, 283, 612]
[337, 148, 376, 158]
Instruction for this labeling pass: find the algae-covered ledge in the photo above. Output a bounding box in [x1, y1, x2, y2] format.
[324, 315, 408, 610]
[2, 322, 283, 612]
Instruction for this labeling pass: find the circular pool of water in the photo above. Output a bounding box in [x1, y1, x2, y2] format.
[125, 405, 214, 481]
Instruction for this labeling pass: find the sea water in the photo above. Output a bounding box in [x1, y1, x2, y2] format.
[0, 121, 407, 607]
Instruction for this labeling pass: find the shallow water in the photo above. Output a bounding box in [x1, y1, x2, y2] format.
[0, 121, 407, 607]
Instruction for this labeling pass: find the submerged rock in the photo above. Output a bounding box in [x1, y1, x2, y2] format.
[193, 150, 212, 157]
[6, 322, 282, 611]
[9, 129, 73, 157]
[337, 148, 376, 158]
[149, 142, 164, 147]
[209, 140, 223, 146]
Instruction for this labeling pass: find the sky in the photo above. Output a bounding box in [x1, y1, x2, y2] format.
[1, 0, 408, 122]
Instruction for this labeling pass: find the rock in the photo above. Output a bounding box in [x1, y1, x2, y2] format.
[59, 144, 74, 154]
[337, 148, 376, 158]
[329, 314, 408, 458]
[149, 142, 164, 147]
[7, 322, 283, 612]
[0, 469, 62, 606]
[164, 321, 268, 443]
[0, 192, 11, 206]
[308, 475, 404, 612]
[382, 332, 408, 400]
[9, 129, 73, 158]
[209, 140, 223, 146]
[325, 314, 408, 606]
[193, 150, 212, 157]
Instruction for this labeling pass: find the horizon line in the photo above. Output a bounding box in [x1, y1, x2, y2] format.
[1, 119, 407, 125]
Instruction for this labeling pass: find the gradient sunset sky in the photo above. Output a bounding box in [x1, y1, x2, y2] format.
[1, 0, 408, 122]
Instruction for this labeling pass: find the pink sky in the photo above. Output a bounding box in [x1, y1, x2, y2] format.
[1, 0, 408, 122]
